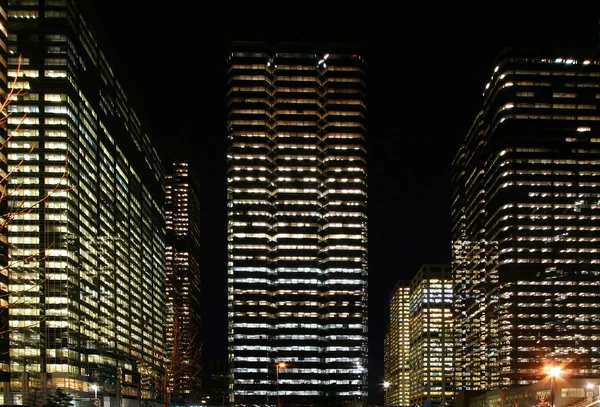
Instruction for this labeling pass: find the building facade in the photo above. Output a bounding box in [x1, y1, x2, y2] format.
[3, 1, 165, 405]
[226, 42, 369, 407]
[452, 48, 600, 391]
[164, 162, 202, 403]
[384, 281, 410, 407]
[408, 265, 453, 407]
[0, 0, 10, 387]
[458, 377, 600, 407]
[385, 266, 453, 407]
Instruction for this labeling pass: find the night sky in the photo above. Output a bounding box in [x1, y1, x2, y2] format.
[90, 1, 599, 403]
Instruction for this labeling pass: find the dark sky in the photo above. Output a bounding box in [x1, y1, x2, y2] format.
[90, 1, 599, 403]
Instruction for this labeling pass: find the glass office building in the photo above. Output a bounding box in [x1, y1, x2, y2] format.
[385, 266, 454, 407]
[384, 281, 410, 407]
[226, 42, 369, 407]
[452, 48, 600, 391]
[2, 1, 165, 405]
[408, 265, 453, 407]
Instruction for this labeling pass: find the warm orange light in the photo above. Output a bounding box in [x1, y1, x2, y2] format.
[544, 365, 562, 377]
[278, 362, 286, 368]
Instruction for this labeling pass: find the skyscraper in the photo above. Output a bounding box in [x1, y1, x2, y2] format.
[383, 281, 410, 407]
[226, 42, 369, 407]
[384, 267, 453, 407]
[3, 1, 165, 405]
[452, 48, 600, 391]
[408, 265, 453, 407]
[164, 161, 202, 403]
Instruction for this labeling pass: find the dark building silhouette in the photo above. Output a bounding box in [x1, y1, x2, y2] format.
[210, 360, 228, 406]
[165, 162, 202, 403]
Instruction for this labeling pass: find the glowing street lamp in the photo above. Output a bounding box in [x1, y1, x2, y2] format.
[90, 384, 99, 407]
[545, 365, 562, 407]
[383, 381, 390, 407]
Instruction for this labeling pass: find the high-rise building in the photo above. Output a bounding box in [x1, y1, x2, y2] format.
[452, 48, 600, 391]
[408, 265, 453, 407]
[2, 1, 165, 405]
[164, 161, 202, 403]
[226, 42, 369, 407]
[383, 281, 410, 407]
[385, 266, 453, 407]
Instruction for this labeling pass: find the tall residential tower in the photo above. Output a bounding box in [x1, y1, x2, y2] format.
[164, 162, 202, 403]
[452, 48, 600, 391]
[3, 1, 165, 405]
[226, 42, 369, 407]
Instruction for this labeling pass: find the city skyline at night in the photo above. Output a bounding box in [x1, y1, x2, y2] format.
[62, 2, 600, 404]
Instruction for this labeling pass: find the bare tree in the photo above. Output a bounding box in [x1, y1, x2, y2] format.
[537, 394, 550, 407]
[23, 379, 57, 407]
[139, 315, 201, 407]
[43, 388, 73, 407]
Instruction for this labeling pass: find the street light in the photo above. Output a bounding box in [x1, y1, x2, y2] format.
[545, 365, 562, 407]
[383, 381, 390, 407]
[276, 362, 286, 407]
[90, 384, 99, 407]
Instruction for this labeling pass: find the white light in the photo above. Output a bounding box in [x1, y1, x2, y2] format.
[583, 60, 591, 65]
[555, 58, 563, 63]
[485, 83, 490, 89]
[494, 66, 499, 72]
[577, 127, 591, 132]
[324, 53, 329, 60]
